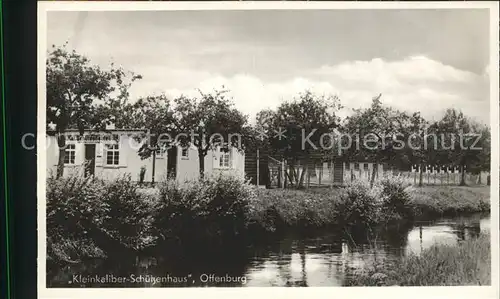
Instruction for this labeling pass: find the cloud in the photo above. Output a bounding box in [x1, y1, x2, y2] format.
[129, 56, 490, 125]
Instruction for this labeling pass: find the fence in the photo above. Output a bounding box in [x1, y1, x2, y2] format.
[267, 160, 490, 188]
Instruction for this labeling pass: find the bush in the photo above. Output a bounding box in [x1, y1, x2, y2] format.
[335, 180, 382, 230]
[378, 176, 415, 223]
[47, 237, 106, 263]
[99, 175, 157, 250]
[46, 174, 107, 242]
[47, 174, 157, 262]
[154, 174, 257, 246]
[248, 188, 340, 231]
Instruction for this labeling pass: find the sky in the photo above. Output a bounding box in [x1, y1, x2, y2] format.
[46, 9, 491, 124]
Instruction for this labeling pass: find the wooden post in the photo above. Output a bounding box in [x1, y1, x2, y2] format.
[256, 149, 260, 187]
[330, 162, 334, 188]
[304, 162, 311, 189]
[277, 165, 281, 188]
[281, 160, 286, 188]
[284, 161, 288, 189]
[151, 149, 156, 185]
[319, 164, 322, 186]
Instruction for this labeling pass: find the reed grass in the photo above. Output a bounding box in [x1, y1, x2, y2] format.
[346, 233, 491, 286]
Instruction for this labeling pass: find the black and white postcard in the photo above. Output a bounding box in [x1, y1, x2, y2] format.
[37, 1, 499, 299]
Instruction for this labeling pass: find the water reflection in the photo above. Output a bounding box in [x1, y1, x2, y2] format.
[48, 213, 491, 288]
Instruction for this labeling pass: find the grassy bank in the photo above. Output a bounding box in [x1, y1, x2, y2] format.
[346, 233, 491, 286]
[46, 174, 490, 263]
[408, 186, 490, 217]
[249, 184, 490, 232]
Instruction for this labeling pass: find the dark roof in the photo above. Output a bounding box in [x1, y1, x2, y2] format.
[46, 128, 148, 135]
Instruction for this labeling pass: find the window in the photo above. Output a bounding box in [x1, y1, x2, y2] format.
[363, 163, 369, 171]
[64, 144, 76, 164]
[354, 163, 360, 171]
[156, 143, 167, 158]
[105, 143, 120, 165]
[181, 147, 189, 159]
[218, 147, 231, 168]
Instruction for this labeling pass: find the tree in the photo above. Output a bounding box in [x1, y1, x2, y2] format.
[433, 109, 490, 186]
[173, 88, 248, 179]
[114, 94, 177, 183]
[46, 44, 141, 178]
[257, 91, 342, 188]
[120, 95, 177, 157]
[407, 112, 443, 187]
[406, 112, 432, 187]
[341, 94, 416, 187]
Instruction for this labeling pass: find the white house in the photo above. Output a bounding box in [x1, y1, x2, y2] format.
[46, 129, 245, 182]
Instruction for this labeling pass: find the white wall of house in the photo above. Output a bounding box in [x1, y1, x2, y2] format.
[172, 146, 245, 182]
[46, 132, 245, 182]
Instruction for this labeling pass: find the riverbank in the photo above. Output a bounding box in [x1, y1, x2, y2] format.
[46, 174, 490, 264]
[346, 233, 491, 286]
[250, 184, 490, 232]
[409, 185, 490, 217]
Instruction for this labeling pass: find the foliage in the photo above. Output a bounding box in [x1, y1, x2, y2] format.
[99, 175, 157, 250]
[432, 109, 491, 185]
[117, 94, 177, 159]
[408, 186, 490, 216]
[46, 174, 108, 242]
[173, 88, 249, 178]
[347, 233, 491, 286]
[46, 174, 157, 262]
[334, 180, 383, 230]
[46, 44, 141, 177]
[247, 188, 341, 232]
[47, 237, 106, 263]
[378, 176, 415, 222]
[154, 174, 257, 245]
[47, 174, 490, 265]
[255, 91, 342, 188]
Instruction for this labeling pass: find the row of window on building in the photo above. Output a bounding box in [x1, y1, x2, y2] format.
[63, 143, 120, 165]
[345, 162, 378, 171]
[63, 143, 232, 168]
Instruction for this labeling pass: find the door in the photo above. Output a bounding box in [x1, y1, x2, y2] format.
[167, 147, 177, 179]
[333, 161, 344, 185]
[84, 144, 96, 177]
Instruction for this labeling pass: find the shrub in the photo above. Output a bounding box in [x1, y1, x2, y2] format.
[99, 175, 157, 251]
[334, 180, 382, 230]
[47, 237, 106, 263]
[46, 174, 107, 242]
[378, 176, 415, 223]
[47, 174, 157, 261]
[247, 188, 340, 231]
[46, 174, 108, 262]
[154, 174, 257, 246]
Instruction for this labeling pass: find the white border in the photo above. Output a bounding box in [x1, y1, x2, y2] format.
[37, 1, 500, 299]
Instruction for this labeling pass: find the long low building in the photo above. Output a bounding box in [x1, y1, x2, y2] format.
[45, 129, 245, 183]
